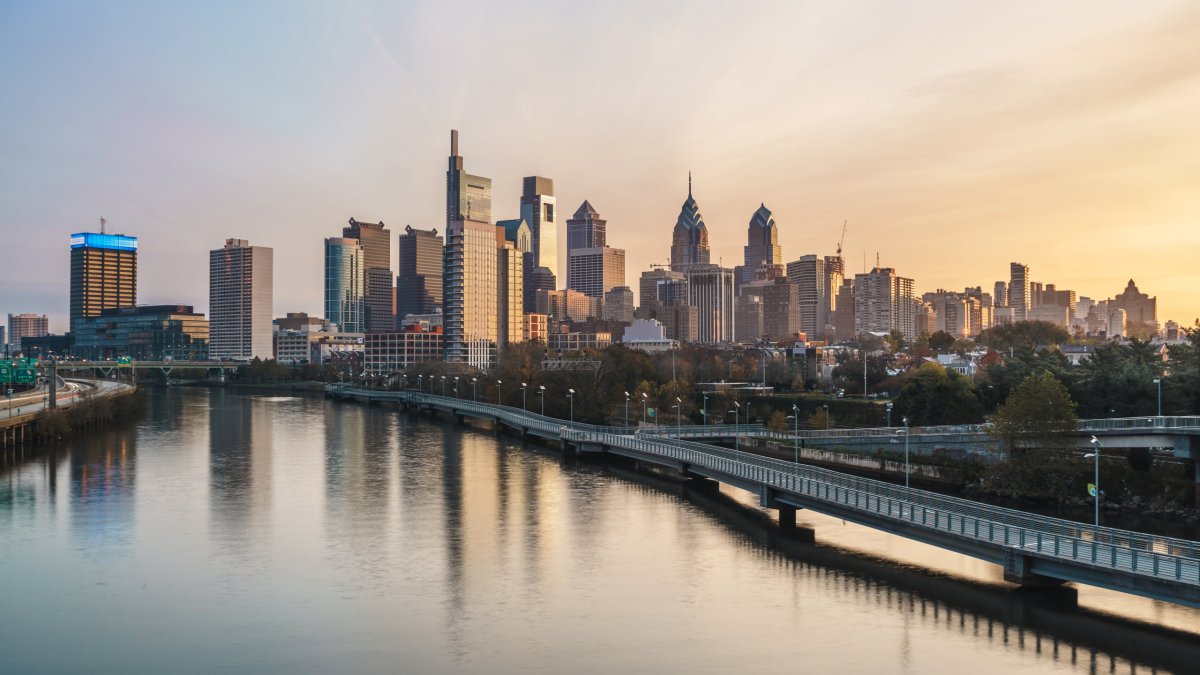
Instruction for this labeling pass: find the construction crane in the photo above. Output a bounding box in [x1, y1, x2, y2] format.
[835, 220, 847, 257]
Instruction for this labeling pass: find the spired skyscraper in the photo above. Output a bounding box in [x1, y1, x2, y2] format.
[69, 223, 137, 333]
[737, 204, 783, 285]
[670, 173, 710, 273]
[566, 200, 605, 251]
[446, 129, 492, 225]
[521, 176, 557, 283]
[209, 238, 273, 360]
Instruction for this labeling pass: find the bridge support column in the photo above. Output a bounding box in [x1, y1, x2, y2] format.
[778, 505, 796, 530]
[454, 413, 465, 425]
[1002, 549, 1064, 588]
[683, 477, 719, 496]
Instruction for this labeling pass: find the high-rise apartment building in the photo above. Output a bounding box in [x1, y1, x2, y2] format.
[602, 286, 635, 323]
[787, 255, 827, 339]
[396, 225, 444, 322]
[639, 268, 687, 309]
[854, 267, 916, 339]
[534, 288, 597, 324]
[567, 246, 625, 299]
[521, 176, 557, 282]
[993, 281, 1008, 308]
[324, 237, 364, 333]
[209, 238, 273, 360]
[446, 130, 492, 225]
[566, 200, 605, 253]
[342, 218, 392, 332]
[69, 230, 137, 333]
[834, 279, 856, 341]
[669, 174, 711, 273]
[7, 313, 49, 354]
[444, 218, 499, 367]
[762, 278, 801, 342]
[734, 295, 764, 343]
[497, 233, 524, 350]
[738, 204, 782, 285]
[1009, 263, 1030, 321]
[686, 264, 734, 344]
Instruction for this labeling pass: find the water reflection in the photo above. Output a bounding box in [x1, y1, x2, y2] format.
[0, 387, 1197, 674]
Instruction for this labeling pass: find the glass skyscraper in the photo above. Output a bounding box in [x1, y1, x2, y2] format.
[324, 237, 364, 333]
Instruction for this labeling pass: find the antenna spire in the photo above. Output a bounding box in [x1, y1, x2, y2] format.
[100, 217, 106, 234]
[688, 171, 692, 198]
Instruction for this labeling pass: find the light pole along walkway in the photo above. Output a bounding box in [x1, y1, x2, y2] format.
[327, 385, 1200, 609]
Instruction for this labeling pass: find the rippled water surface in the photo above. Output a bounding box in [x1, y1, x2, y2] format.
[1, 388, 1198, 673]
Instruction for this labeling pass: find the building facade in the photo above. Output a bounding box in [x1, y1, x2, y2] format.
[738, 204, 782, 286]
[7, 313, 48, 354]
[396, 225, 444, 322]
[787, 255, 828, 339]
[854, 267, 916, 339]
[567, 246, 625, 299]
[762, 278, 801, 343]
[446, 129, 492, 225]
[686, 264, 735, 344]
[602, 286, 635, 323]
[342, 218, 392, 332]
[72, 305, 209, 361]
[324, 237, 364, 333]
[520, 176, 557, 281]
[69, 231, 137, 333]
[364, 326, 444, 375]
[209, 238, 273, 360]
[444, 218, 499, 367]
[669, 174, 711, 273]
[566, 200, 605, 253]
[1009, 262, 1030, 322]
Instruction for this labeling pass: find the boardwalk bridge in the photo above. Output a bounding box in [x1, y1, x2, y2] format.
[327, 385, 1200, 609]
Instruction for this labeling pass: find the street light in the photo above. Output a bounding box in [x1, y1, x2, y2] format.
[441, 375, 446, 396]
[642, 392, 648, 425]
[496, 380, 503, 405]
[521, 382, 528, 410]
[787, 404, 799, 471]
[418, 374, 424, 393]
[538, 385, 546, 415]
[1153, 378, 1162, 417]
[728, 403, 740, 452]
[472, 377, 477, 401]
[886, 401, 893, 428]
[823, 404, 830, 430]
[903, 416, 910, 491]
[567, 388, 575, 422]
[672, 396, 682, 437]
[1086, 436, 1102, 530]
[624, 391, 630, 429]
[453, 376, 459, 398]
[702, 392, 709, 425]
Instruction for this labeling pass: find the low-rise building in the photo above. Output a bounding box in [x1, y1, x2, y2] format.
[364, 326, 443, 375]
[547, 331, 611, 352]
[72, 305, 209, 361]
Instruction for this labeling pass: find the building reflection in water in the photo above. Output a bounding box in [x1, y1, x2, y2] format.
[68, 424, 138, 557]
[208, 389, 273, 557]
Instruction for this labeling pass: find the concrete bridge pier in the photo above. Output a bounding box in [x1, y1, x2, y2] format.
[683, 476, 720, 497]
[1002, 549, 1065, 588]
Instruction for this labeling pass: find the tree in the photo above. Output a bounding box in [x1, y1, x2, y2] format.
[892, 362, 984, 426]
[990, 371, 1079, 454]
[807, 407, 831, 430]
[928, 330, 956, 353]
[1166, 322, 1200, 415]
[978, 321, 1071, 351]
[766, 410, 789, 432]
[1070, 339, 1161, 418]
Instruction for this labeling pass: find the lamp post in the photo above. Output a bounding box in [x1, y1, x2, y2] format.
[728, 404, 740, 452]
[496, 379, 502, 405]
[787, 404, 799, 471]
[903, 416, 910, 490]
[642, 392, 648, 425]
[538, 385, 545, 415]
[453, 376, 459, 398]
[886, 401, 893, 428]
[472, 377, 477, 401]
[702, 392, 709, 425]
[823, 404, 830, 430]
[521, 382, 528, 410]
[567, 388, 575, 422]
[418, 374, 423, 393]
[672, 396, 682, 437]
[624, 391, 630, 429]
[1153, 378, 1162, 417]
[441, 375, 446, 396]
[1087, 436, 1102, 530]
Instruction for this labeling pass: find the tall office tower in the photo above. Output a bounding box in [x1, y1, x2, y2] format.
[496, 236, 524, 350]
[324, 237, 364, 333]
[762, 278, 801, 342]
[1009, 262, 1030, 321]
[993, 281, 1007, 307]
[823, 255, 844, 339]
[343, 218, 392, 332]
[737, 204, 783, 286]
[567, 246, 625, 299]
[69, 229, 137, 333]
[1110, 279, 1158, 337]
[396, 225, 444, 322]
[523, 262, 556, 314]
[498, 218, 532, 254]
[566, 200, 606, 254]
[521, 176, 558, 281]
[834, 279, 856, 341]
[209, 239, 273, 360]
[639, 268, 687, 310]
[787, 255, 828, 339]
[669, 174, 711, 273]
[686, 264, 735, 344]
[734, 295, 764, 343]
[0, 326, 5, 357]
[853, 267, 916, 339]
[446, 129, 492, 225]
[7, 313, 49, 354]
[602, 286, 635, 323]
[444, 218, 499, 367]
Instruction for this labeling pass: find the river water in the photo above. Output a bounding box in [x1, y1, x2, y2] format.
[1, 387, 1198, 673]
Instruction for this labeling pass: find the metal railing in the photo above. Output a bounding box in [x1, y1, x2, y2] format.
[330, 384, 1200, 588]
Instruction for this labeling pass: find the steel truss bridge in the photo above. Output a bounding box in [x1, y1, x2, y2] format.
[326, 385, 1200, 609]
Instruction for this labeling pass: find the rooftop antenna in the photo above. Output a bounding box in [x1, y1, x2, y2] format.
[876, 251, 880, 269]
[100, 217, 107, 234]
[688, 171, 692, 197]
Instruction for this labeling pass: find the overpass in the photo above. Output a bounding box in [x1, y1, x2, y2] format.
[52, 360, 240, 378]
[327, 385, 1200, 609]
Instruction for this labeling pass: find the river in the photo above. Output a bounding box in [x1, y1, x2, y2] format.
[1, 387, 1198, 673]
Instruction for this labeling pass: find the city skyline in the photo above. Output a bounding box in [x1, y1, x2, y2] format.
[2, 2, 1199, 329]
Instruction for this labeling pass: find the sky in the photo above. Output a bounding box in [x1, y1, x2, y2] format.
[1, 0, 1198, 332]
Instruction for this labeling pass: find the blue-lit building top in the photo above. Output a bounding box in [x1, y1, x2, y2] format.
[70, 232, 138, 251]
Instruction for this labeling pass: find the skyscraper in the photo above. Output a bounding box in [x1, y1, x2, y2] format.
[444, 217, 499, 367]
[209, 238, 273, 360]
[787, 255, 827, 339]
[497, 235, 524, 350]
[343, 218, 392, 332]
[324, 237, 364, 333]
[669, 174, 711, 273]
[603, 286, 635, 323]
[498, 218, 532, 254]
[521, 176, 558, 282]
[396, 225, 444, 322]
[1009, 262, 1030, 321]
[639, 268, 687, 310]
[446, 129, 492, 225]
[567, 247, 625, 299]
[854, 267, 916, 339]
[686, 264, 734, 344]
[69, 229, 137, 333]
[738, 204, 782, 285]
[566, 200, 605, 252]
[762, 278, 801, 342]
